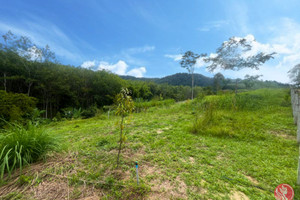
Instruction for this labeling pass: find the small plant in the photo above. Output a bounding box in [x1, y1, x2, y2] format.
[72, 108, 82, 119]
[115, 88, 134, 167]
[0, 122, 57, 181]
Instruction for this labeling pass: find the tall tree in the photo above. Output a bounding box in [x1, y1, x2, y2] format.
[205, 36, 275, 94]
[288, 64, 300, 87]
[213, 72, 225, 92]
[180, 51, 206, 99]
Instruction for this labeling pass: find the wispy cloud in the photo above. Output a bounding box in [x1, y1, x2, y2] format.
[197, 20, 229, 32]
[164, 54, 182, 61]
[0, 14, 84, 63]
[124, 45, 155, 54]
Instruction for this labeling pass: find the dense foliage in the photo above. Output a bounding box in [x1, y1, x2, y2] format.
[0, 90, 37, 125]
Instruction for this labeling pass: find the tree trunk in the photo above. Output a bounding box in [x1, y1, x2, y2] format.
[3, 72, 7, 92]
[117, 117, 124, 167]
[191, 73, 194, 100]
[46, 97, 48, 119]
[27, 82, 33, 96]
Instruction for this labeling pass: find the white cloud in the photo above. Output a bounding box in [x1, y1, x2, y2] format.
[165, 54, 182, 61]
[83, 60, 148, 77]
[127, 67, 146, 77]
[98, 60, 128, 75]
[81, 60, 96, 69]
[195, 57, 206, 68]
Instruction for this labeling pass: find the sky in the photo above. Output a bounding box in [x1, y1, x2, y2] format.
[1, 0, 300, 83]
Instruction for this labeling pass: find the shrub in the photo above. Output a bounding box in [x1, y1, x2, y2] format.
[81, 106, 97, 119]
[0, 90, 37, 126]
[0, 122, 57, 181]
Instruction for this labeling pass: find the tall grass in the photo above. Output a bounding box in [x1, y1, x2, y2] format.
[190, 102, 216, 134]
[134, 99, 175, 112]
[0, 122, 57, 181]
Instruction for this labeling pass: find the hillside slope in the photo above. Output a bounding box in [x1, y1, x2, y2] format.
[0, 89, 298, 199]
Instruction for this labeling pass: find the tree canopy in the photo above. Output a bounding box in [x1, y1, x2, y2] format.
[205, 36, 276, 72]
[288, 64, 300, 87]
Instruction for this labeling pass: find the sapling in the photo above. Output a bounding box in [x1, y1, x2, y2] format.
[115, 88, 134, 167]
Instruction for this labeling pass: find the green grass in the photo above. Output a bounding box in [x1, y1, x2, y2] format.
[0, 88, 299, 199]
[0, 122, 58, 182]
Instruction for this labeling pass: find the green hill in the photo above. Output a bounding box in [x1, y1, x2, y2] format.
[120, 73, 214, 86]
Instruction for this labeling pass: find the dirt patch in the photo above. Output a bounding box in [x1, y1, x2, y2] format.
[0, 153, 77, 197]
[230, 191, 249, 200]
[245, 175, 258, 185]
[79, 196, 100, 200]
[157, 129, 163, 134]
[31, 179, 70, 200]
[189, 157, 195, 164]
[148, 176, 187, 200]
[268, 130, 296, 140]
[191, 186, 207, 195]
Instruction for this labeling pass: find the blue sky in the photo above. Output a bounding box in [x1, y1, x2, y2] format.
[1, 0, 300, 83]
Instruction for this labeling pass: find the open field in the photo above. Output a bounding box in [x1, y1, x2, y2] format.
[0, 88, 299, 200]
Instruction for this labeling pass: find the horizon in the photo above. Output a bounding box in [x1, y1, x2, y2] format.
[119, 72, 289, 84]
[1, 0, 300, 83]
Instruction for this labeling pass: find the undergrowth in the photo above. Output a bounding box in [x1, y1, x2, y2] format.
[0, 122, 58, 182]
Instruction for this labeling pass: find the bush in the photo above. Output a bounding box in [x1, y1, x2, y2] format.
[0, 122, 57, 181]
[0, 90, 37, 126]
[62, 107, 83, 119]
[81, 106, 97, 119]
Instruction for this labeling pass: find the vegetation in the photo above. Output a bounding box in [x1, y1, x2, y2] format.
[115, 88, 135, 167]
[0, 122, 57, 182]
[121, 73, 288, 89]
[0, 90, 37, 126]
[180, 51, 206, 99]
[0, 31, 298, 199]
[0, 88, 297, 199]
[205, 36, 275, 94]
[289, 64, 300, 87]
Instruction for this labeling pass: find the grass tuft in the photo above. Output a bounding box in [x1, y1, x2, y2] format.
[0, 122, 57, 181]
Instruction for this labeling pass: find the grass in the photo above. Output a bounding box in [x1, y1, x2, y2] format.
[0, 122, 58, 182]
[0, 88, 299, 199]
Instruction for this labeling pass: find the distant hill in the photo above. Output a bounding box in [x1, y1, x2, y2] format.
[120, 73, 290, 89]
[120, 73, 214, 87]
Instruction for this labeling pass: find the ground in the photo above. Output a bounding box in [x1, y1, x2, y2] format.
[0, 88, 299, 199]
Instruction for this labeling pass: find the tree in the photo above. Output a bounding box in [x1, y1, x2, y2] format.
[1, 31, 56, 96]
[115, 88, 134, 167]
[213, 72, 225, 92]
[243, 74, 262, 89]
[288, 64, 300, 87]
[205, 36, 275, 93]
[180, 51, 206, 99]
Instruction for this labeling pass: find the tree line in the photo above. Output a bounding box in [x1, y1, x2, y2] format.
[0, 31, 206, 120]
